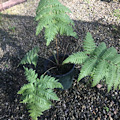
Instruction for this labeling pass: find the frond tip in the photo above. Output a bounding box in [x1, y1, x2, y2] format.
[83, 32, 96, 54]
[19, 46, 39, 67]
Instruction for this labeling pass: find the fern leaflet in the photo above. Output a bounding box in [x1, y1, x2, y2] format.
[45, 24, 58, 46]
[106, 64, 116, 92]
[93, 42, 107, 57]
[78, 57, 97, 81]
[63, 52, 88, 64]
[19, 46, 39, 67]
[92, 60, 108, 87]
[114, 68, 120, 90]
[109, 54, 120, 64]
[102, 47, 117, 60]
[83, 32, 96, 54]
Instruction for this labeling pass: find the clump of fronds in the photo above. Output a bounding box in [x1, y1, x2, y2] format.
[35, 0, 77, 46]
[18, 46, 63, 120]
[63, 32, 120, 92]
[18, 67, 63, 120]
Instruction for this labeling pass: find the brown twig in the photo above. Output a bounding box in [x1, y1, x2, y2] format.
[55, 37, 59, 64]
[43, 66, 56, 76]
[0, 0, 27, 11]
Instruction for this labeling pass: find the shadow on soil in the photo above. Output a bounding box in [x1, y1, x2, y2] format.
[0, 14, 120, 119]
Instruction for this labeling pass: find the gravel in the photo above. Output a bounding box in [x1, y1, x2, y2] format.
[0, 0, 120, 120]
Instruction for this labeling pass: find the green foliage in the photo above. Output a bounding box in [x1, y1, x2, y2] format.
[63, 32, 120, 92]
[35, 0, 77, 46]
[18, 47, 63, 120]
[63, 52, 88, 64]
[19, 46, 39, 67]
[83, 32, 96, 54]
[18, 67, 63, 120]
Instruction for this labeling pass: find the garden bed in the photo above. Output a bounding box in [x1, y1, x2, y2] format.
[0, 0, 120, 119]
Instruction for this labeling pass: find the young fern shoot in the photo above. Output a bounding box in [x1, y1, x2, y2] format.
[63, 32, 120, 92]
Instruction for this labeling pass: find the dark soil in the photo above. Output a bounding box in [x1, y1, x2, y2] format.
[0, 0, 120, 120]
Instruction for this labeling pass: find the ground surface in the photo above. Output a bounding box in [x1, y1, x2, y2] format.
[0, 0, 120, 120]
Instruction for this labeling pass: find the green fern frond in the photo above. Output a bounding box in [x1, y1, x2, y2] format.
[53, 4, 71, 14]
[19, 46, 39, 67]
[78, 57, 97, 81]
[92, 60, 108, 87]
[63, 32, 120, 91]
[17, 83, 34, 95]
[36, 0, 60, 13]
[102, 47, 117, 60]
[36, 4, 71, 21]
[109, 54, 120, 64]
[55, 14, 74, 25]
[36, 8, 52, 21]
[106, 64, 116, 92]
[45, 89, 60, 100]
[28, 101, 51, 120]
[35, 0, 77, 46]
[114, 67, 120, 90]
[18, 68, 63, 120]
[36, 15, 53, 35]
[83, 32, 96, 54]
[40, 75, 63, 89]
[45, 24, 58, 46]
[58, 22, 77, 37]
[24, 67, 38, 83]
[93, 42, 107, 57]
[63, 52, 88, 64]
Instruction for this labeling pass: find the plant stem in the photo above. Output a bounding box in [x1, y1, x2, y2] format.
[53, 53, 59, 65]
[56, 37, 59, 65]
[43, 67, 56, 76]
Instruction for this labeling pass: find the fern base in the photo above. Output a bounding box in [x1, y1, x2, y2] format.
[44, 54, 75, 90]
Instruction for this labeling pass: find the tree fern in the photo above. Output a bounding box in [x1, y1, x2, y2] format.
[19, 46, 39, 67]
[63, 32, 120, 91]
[35, 0, 77, 46]
[18, 67, 63, 120]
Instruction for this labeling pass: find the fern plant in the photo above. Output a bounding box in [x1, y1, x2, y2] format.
[35, 0, 77, 46]
[18, 47, 63, 120]
[63, 32, 120, 92]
